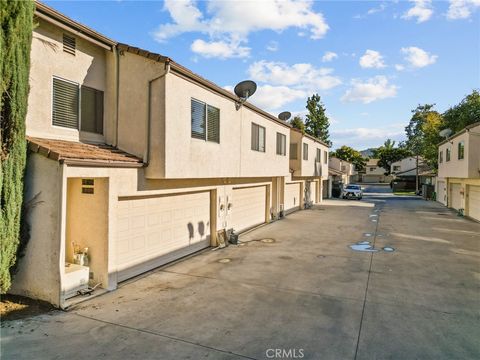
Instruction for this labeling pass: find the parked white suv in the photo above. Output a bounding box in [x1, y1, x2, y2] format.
[342, 184, 363, 200]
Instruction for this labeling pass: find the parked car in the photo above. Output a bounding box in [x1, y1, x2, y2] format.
[342, 184, 363, 200]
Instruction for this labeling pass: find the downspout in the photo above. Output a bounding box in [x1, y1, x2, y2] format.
[114, 46, 120, 147]
[145, 61, 170, 165]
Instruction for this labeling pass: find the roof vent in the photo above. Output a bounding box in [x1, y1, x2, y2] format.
[63, 34, 76, 55]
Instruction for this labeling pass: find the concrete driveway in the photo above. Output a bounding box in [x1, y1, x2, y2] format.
[2, 187, 479, 359]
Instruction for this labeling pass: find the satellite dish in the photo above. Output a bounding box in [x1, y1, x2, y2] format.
[234, 80, 257, 99]
[439, 128, 452, 138]
[278, 111, 291, 121]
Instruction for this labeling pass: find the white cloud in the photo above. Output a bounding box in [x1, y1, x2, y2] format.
[354, 2, 388, 19]
[395, 64, 405, 71]
[402, 0, 433, 23]
[322, 51, 338, 62]
[447, 0, 480, 20]
[341, 76, 398, 104]
[266, 41, 279, 52]
[401, 46, 437, 68]
[359, 50, 386, 69]
[154, 0, 329, 58]
[225, 84, 306, 112]
[331, 125, 405, 149]
[190, 38, 250, 59]
[248, 60, 342, 91]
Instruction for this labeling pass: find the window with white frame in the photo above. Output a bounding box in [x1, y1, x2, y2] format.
[324, 151, 328, 164]
[446, 148, 451, 162]
[316, 148, 321, 162]
[439, 150, 443, 163]
[276, 132, 286, 156]
[191, 98, 220, 143]
[303, 143, 308, 160]
[52, 77, 104, 134]
[251, 123, 266, 152]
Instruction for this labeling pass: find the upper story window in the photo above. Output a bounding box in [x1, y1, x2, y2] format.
[81, 86, 104, 134]
[324, 151, 328, 164]
[276, 132, 286, 156]
[52, 77, 104, 135]
[289, 143, 297, 160]
[370, 167, 375, 172]
[446, 148, 451, 162]
[251, 123, 265, 152]
[393, 165, 401, 171]
[458, 141, 465, 159]
[63, 34, 76, 55]
[303, 143, 308, 160]
[191, 99, 220, 143]
[316, 148, 321, 163]
[439, 150, 443, 163]
[341, 165, 346, 171]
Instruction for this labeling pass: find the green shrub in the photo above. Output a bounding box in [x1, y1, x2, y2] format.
[0, 0, 34, 293]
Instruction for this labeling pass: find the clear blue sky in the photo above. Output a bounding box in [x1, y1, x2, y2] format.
[44, 0, 480, 150]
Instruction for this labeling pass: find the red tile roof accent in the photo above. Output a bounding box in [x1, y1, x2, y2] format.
[27, 137, 143, 166]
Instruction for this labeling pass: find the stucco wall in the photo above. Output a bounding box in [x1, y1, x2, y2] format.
[290, 130, 328, 177]
[162, 72, 290, 178]
[117, 52, 165, 159]
[66, 178, 109, 288]
[10, 154, 63, 306]
[438, 125, 480, 179]
[26, 19, 110, 142]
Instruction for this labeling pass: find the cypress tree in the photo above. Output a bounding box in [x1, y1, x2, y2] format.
[305, 93, 332, 146]
[0, 0, 34, 293]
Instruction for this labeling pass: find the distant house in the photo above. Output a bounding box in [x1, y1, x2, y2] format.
[390, 157, 434, 191]
[329, 157, 357, 185]
[358, 159, 392, 183]
[437, 122, 480, 222]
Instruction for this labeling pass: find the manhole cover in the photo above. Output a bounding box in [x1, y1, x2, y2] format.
[218, 258, 231, 263]
[261, 238, 275, 243]
[383, 246, 395, 252]
[364, 233, 374, 237]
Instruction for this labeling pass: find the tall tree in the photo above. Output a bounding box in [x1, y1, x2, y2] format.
[289, 115, 305, 134]
[373, 139, 412, 175]
[305, 94, 331, 146]
[0, 0, 34, 293]
[405, 104, 443, 168]
[442, 89, 480, 133]
[330, 145, 367, 171]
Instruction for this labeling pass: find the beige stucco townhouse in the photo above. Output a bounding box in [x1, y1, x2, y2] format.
[437, 122, 480, 222]
[288, 129, 329, 212]
[11, 2, 329, 307]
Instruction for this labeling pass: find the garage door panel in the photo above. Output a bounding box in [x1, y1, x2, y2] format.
[468, 186, 480, 221]
[450, 184, 461, 210]
[231, 186, 266, 233]
[437, 181, 446, 205]
[285, 183, 301, 212]
[116, 191, 210, 282]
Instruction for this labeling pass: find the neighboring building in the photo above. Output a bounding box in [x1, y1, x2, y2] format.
[358, 159, 392, 183]
[390, 157, 434, 191]
[12, 3, 328, 307]
[329, 157, 357, 185]
[289, 129, 329, 211]
[437, 122, 480, 222]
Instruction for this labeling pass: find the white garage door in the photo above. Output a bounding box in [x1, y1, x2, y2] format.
[285, 183, 301, 213]
[310, 181, 317, 204]
[468, 185, 480, 221]
[231, 186, 266, 233]
[116, 192, 210, 282]
[450, 183, 461, 210]
[437, 181, 446, 205]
